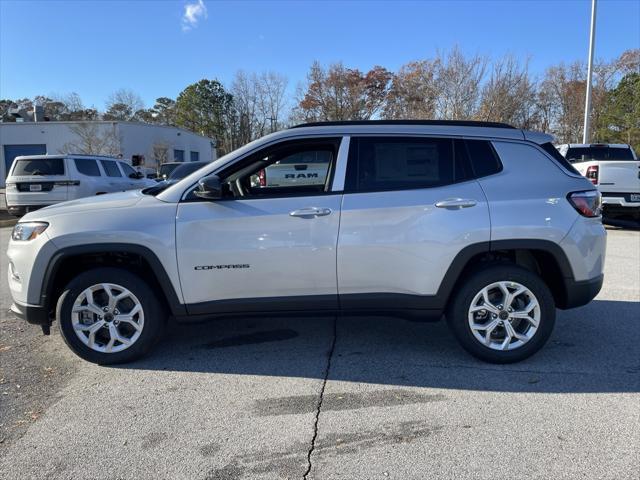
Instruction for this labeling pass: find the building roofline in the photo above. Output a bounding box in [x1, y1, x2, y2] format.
[0, 120, 216, 144]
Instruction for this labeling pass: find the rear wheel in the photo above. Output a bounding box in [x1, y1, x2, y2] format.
[446, 265, 555, 363]
[57, 268, 165, 364]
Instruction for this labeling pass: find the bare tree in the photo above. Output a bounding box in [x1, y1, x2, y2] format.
[538, 62, 587, 143]
[294, 61, 392, 122]
[152, 141, 171, 166]
[257, 71, 288, 133]
[230, 70, 289, 146]
[231, 70, 260, 146]
[59, 123, 121, 156]
[477, 55, 537, 128]
[433, 47, 487, 120]
[58, 92, 85, 112]
[613, 48, 640, 75]
[105, 88, 144, 121]
[383, 60, 437, 119]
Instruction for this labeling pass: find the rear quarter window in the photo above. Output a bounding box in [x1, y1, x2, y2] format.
[100, 160, 122, 177]
[12, 158, 65, 176]
[119, 162, 137, 176]
[541, 143, 581, 175]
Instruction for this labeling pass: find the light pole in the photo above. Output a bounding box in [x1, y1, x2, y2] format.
[582, 0, 597, 144]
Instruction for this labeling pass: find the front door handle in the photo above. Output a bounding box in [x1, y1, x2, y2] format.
[435, 198, 477, 209]
[290, 207, 332, 217]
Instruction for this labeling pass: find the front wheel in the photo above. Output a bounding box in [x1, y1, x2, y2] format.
[57, 268, 165, 364]
[446, 265, 555, 363]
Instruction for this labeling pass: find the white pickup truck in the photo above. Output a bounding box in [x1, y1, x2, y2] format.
[558, 143, 640, 223]
[250, 149, 333, 189]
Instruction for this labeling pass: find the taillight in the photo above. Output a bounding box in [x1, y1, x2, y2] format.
[257, 169, 266, 187]
[585, 165, 599, 185]
[568, 190, 601, 217]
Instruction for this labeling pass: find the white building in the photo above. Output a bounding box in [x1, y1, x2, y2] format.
[0, 121, 217, 187]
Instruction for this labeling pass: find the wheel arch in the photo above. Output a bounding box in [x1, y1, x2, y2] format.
[438, 239, 576, 310]
[38, 243, 186, 319]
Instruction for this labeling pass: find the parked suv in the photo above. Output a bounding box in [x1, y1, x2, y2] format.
[7, 121, 606, 365]
[557, 143, 640, 223]
[5, 154, 156, 216]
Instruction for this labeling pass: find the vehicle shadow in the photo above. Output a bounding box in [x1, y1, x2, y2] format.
[604, 219, 640, 230]
[119, 299, 640, 394]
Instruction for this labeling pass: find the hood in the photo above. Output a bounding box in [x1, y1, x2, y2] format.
[21, 190, 145, 221]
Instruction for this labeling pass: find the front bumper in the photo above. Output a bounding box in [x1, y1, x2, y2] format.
[10, 302, 50, 326]
[561, 274, 604, 309]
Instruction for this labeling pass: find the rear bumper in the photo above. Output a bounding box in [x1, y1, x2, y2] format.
[602, 204, 640, 220]
[6, 204, 48, 217]
[561, 274, 604, 309]
[10, 302, 50, 326]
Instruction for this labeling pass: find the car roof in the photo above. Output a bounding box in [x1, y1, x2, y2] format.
[284, 121, 553, 144]
[13, 154, 120, 160]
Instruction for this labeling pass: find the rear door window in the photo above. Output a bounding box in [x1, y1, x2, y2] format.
[346, 137, 467, 192]
[100, 160, 122, 177]
[74, 158, 101, 177]
[464, 139, 502, 178]
[12, 158, 64, 176]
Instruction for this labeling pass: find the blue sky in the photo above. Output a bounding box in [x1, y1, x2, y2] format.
[1, 0, 638, 110]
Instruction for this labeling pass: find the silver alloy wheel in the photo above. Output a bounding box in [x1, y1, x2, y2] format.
[467, 281, 540, 351]
[71, 283, 144, 353]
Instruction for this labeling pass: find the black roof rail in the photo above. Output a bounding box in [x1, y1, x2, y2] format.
[290, 120, 516, 129]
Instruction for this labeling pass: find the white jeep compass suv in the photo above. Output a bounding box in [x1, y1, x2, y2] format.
[7, 121, 606, 364]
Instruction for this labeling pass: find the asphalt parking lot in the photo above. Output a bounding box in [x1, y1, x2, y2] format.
[0, 226, 638, 480]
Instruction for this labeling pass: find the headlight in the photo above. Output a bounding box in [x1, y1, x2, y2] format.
[11, 222, 49, 241]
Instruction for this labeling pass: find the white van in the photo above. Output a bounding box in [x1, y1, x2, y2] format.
[5, 154, 156, 217]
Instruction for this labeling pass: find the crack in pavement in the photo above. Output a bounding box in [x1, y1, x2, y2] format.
[303, 315, 337, 480]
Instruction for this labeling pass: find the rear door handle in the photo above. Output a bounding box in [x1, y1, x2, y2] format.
[435, 198, 477, 209]
[290, 207, 332, 217]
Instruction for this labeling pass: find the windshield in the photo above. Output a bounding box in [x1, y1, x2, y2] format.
[565, 146, 635, 162]
[12, 158, 65, 176]
[159, 163, 180, 178]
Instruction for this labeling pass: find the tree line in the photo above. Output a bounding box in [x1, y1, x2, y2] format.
[1, 47, 638, 155]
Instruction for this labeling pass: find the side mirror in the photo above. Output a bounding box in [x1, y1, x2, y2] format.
[195, 175, 223, 200]
[129, 172, 144, 179]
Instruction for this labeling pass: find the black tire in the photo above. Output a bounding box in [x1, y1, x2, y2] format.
[57, 268, 166, 365]
[446, 264, 555, 364]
